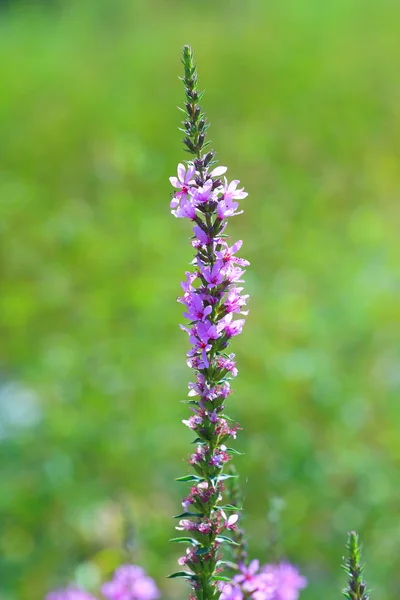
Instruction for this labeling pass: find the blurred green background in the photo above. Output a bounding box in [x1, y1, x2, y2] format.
[1, 0, 399, 598]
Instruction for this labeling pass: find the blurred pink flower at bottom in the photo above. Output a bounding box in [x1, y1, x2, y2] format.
[45, 587, 97, 600]
[101, 564, 160, 600]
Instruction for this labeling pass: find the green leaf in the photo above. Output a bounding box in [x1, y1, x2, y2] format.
[212, 576, 232, 582]
[225, 448, 244, 456]
[174, 512, 204, 519]
[214, 474, 238, 482]
[167, 571, 194, 580]
[216, 560, 238, 569]
[170, 537, 200, 546]
[176, 475, 204, 483]
[215, 535, 240, 546]
[218, 504, 243, 511]
[219, 414, 234, 422]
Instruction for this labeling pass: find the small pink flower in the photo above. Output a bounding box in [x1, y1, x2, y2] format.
[215, 240, 250, 267]
[198, 521, 212, 534]
[170, 163, 196, 207]
[219, 313, 245, 338]
[101, 564, 159, 600]
[193, 179, 216, 204]
[172, 196, 197, 219]
[45, 588, 97, 600]
[221, 510, 239, 530]
[201, 261, 225, 288]
[183, 294, 212, 322]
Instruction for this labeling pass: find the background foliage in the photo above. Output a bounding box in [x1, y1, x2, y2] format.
[1, 0, 399, 598]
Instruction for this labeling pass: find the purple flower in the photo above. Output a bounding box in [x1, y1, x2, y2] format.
[172, 196, 197, 219]
[45, 588, 97, 600]
[201, 261, 225, 288]
[183, 294, 212, 322]
[217, 354, 238, 377]
[216, 179, 247, 219]
[170, 163, 196, 207]
[101, 564, 159, 600]
[193, 179, 216, 204]
[225, 561, 306, 600]
[219, 314, 245, 338]
[262, 563, 307, 600]
[198, 521, 212, 534]
[220, 583, 243, 600]
[221, 510, 239, 530]
[192, 225, 214, 246]
[182, 414, 203, 429]
[217, 196, 241, 219]
[222, 178, 248, 202]
[215, 240, 249, 267]
[222, 264, 246, 284]
[234, 559, 261, 593]
[224, 287, 249, 315]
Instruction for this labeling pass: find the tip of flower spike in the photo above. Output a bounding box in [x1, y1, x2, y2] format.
[342, 531, 370, 600]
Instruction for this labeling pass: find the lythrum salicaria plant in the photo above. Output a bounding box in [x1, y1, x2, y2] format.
[168, 45, 307, 600]
[168, 45, 249, 600]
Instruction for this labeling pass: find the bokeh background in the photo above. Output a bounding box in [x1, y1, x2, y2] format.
[1, 0, 400, 598]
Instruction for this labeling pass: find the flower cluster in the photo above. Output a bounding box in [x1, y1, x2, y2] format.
[170, 160, 249, 480]
[45, 564, 159, 600]
[220, 561, 307, 600]
[102, 564, 160, 600]
[169, 45, 249, 600]
[45, 588, 97, 600]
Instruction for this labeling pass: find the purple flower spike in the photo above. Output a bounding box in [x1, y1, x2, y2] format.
[169, 45, 250, 600]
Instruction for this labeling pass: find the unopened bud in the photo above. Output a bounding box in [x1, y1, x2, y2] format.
[204, 152, 215, 166]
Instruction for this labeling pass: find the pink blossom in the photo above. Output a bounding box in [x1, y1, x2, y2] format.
[219, 583, 243, 600]
[222, 178, 248, 202]
[101, 564, 159, 600]
[262, 563, 307, 600]
[217, 196, 242, 219]
[45, 588, 97, 600]
[172, 196, 197, 219]
[221, 510, 239, 530]
[216, 178, 247, 219]
[215, 240, 250, 267]
[217, 354, 238, 377]
[193, 225, 214, 245]
[193, 179, 215, 204]
[201, 261, 225, 288]
[234, 559, 261, 592]
[219, 313, 245, 338]
[182, 414, 203, 429]
[183, 294, 212, 322]
[222, 264, 246, 284]
[209, 449, 230, 468]
[177, 518, 198, 531]
[170, 163, 196, 207]
[224, 287, 249, 315]
[198, 522, 212, 534]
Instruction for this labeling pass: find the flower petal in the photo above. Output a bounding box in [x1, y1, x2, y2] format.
[177, 163, 186, 182]
[210, 165, 227, 177]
